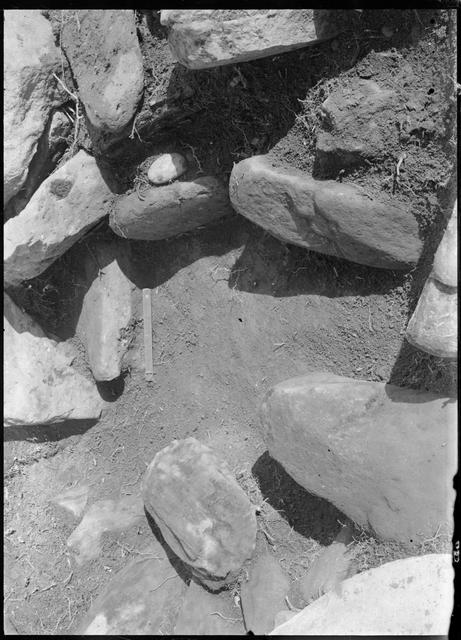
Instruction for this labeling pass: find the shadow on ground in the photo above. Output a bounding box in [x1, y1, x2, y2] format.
[252, 451, 348, 546]
[3, 418, 98, 443]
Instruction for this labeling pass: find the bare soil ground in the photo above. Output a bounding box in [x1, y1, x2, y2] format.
[4, 9, 456, 634]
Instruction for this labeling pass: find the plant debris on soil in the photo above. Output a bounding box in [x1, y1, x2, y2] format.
[4, 8, 457, 635]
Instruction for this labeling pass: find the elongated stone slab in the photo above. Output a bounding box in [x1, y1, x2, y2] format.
[229, 155, 422, 270]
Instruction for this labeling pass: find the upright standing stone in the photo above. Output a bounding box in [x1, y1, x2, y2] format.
[260, 372, 457, 543]
[406, 202, 457, 359]
[142, 438, 257, 590]
[161, 10, 339, 69]
[4, 10, 62, 205]
[61, 10, 144, 135]
[76, 241, 134, 381]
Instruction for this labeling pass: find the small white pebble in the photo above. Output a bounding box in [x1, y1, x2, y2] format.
[147, 153, 187, 186]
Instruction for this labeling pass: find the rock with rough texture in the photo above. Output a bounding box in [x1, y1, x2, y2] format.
[4, 10, 62, 205]
[406, 202, 457, 359]
[5, 109, 73, 221]
[52, 484, 90, 519]
[141, 438, 257, 590]
[291, 525, 356, 606]
[4, 150, 115, 286]
[260, 372, 457, 543]
[4, 294, 104, 427]
[110, 177, 233, 241]
[316, 79, 399, 173]
[271, 554, 453, 635]
[147, 153, 188, 185]
[174, 580, 245, 635]
[67, 495, 144, 564]
[61, 10, 144, 135]
[161, 10, 339, 69]
[76, 242, 134, 381]
[240, 553, 290, 634]
[432, 203, 457, 288]
[229, 155, 422, 270]
[406, 277, 457, 359]
[78, 539, 187, 635]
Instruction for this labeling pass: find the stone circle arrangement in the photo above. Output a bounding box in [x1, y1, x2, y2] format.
[3, 9, 457, 636]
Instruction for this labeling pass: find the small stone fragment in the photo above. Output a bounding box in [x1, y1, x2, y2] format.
[147, 153, 188, 185]
[67, 495, 144, 564]
[141, 438, 257, 590]
[52, 485, 90, 519]
[240, 553, 290, 634]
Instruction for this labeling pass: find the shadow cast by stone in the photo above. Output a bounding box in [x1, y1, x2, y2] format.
[252, 451, 349, 546]
[3, 418, 98, 443]
[144, 508, 193, 587]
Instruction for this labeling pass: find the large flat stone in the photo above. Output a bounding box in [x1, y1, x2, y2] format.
[229, 155, 422, 270]
[4, 10, 62, 205]
[260, 372, 457, 543]
[110, 176, 233, 241]
[4, 293, 104, 427]
[142, 438, 257, 590]
[4, 150, 115, 286]
[78, 539, 188, 635]
[76, 241, 134, 381]
[174, 580, 245, 635]
[161, 10, 339, 69]
[271, 554, 453, 635]
[61, 10, 144, 135]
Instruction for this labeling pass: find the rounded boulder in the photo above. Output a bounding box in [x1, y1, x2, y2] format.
[141, 438, 257, 589]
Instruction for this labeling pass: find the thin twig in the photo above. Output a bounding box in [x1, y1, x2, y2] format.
[209, 612, 243, 623]
[150, 574, 178, 592]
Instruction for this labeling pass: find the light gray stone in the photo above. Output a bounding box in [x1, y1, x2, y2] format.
[4, 10, 62, 205]
[110, 176, 233, 241]
[4, 150, 115, 286]
[61, 10, 144, 135]
[405, 277, 457, 359]
[147, 153, 187, 185]
[432, 202, 457, 288]
[229, 155, 422, 270]
[260, 372, 457, 543]
[67, 495, 144, 564]
[4, 293, 104, 427]
[174, 580, 245, 635]
[240, 553, 290, 634]
[78, 539, 187, 635]
[271, 554, 453, 635]
[161, 10, 339, 69]
[141, 438, 257, 590]
[76, 242, 134, 381]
